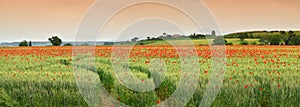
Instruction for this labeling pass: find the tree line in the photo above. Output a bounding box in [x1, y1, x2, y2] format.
[224, 30, 300, 45]
[19, 36, 71, 46]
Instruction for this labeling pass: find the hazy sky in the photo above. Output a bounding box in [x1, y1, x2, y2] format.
[0, 0, 299, 42]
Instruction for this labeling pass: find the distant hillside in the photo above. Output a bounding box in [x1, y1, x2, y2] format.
[224, 30, 300, 38]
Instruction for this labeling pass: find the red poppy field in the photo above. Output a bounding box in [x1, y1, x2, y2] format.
[0, 46, 300, 106]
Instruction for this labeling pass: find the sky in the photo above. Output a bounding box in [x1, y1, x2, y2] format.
[0, 0, 299, 42]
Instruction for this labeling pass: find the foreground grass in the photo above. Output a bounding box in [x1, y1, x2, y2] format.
[0, 46, 299, 106]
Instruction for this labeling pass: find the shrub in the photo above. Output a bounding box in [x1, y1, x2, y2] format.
[289, 35, 300, 45]
[19, 40, 28, 46]
[270, 35, 281, 45]
[239, 41, 249, 45]
[64, 43, 73, 46]
[138, 42, 145, 45]
[251, 42, 257, 45]
[226, 42, 233, 45]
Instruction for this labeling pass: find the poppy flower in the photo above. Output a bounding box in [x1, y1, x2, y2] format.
[156, 99, 161, 104]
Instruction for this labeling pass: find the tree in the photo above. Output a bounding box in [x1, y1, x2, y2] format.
[248, 33, 254, 38]
[280, 31, 286, 35]
[288, 30, 295, 36]
[131, 37, 139, 42]
[48, 36, 62, 46]
[259, 35, 271, 45]
[163, 32, 167, 36]
[166, 35, 172, 38]
[29, 41, 32, 46]
[239, 33, 248, 41]
[239, 41, 249, 45]
[212, 30, 216, 36]
[213, 36, 227, 45]
[289, 35, 300, 45]
[19, 40, 28, 46]
[147, 37, 151, 40]
[285, 30, 296, 45]
[270, 35, 281, 45]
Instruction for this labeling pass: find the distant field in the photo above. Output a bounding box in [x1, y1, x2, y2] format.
[135, 38, 260, 45]
[226, 38, 260, 44]
[296, 31, 300, 35]
[225, 30, 300, 38]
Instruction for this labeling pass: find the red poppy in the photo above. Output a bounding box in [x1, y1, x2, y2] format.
[156, 99, 161, 104]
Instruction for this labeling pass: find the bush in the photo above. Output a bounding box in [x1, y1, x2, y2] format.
[239, 41, 249, 45]
[19, 40, 28, 46]
[280, 42, 285, 45]
[64, 43, 73, 46]
[251, 42, 257, 45]
[270, 35, 281, 45]
[226, 42, 233, 45]
[289, 35, 300, 45]
[138, 42, 145, 45]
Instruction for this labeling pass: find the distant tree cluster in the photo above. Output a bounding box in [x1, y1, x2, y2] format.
[19, 40, 32, 47]
[19, 35, 64, 47]
[138, 32, 209, 42]
[188, 33, 206, 39]
[131, 37, 139, 42]
[225, 30, 300, 45]
[225, 33, 253, 38]
[259, 31, 300, 45]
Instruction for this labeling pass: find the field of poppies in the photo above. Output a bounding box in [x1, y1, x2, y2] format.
[0, 46, 300, 107]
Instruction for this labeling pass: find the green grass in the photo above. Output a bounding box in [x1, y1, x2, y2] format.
[227, 38, 260, 45]
[1, 46, 300, 106]
[0, 55, 88, 107]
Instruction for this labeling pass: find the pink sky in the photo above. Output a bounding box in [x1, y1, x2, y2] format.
[0, 0, 299, 42]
